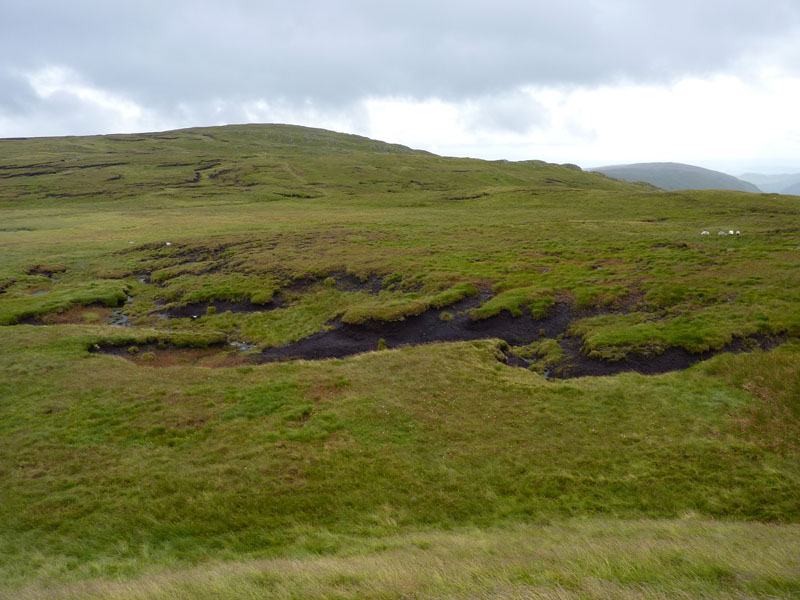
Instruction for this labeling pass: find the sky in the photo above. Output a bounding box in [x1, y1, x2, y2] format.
[1, 0, 799, 174]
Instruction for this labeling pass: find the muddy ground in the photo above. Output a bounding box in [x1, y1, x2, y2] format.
[253, 298, 782, 378]
[155, 299, 282, 319]
[514, 335, 781, 379]
[255, 294, 571, 362]
[21, 305, 113, 325]
[148, 271, 385, 320]
[34, 278, 785, 378]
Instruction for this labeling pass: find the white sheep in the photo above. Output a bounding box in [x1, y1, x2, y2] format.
[728, 230, 734, 235]
[165, 242, 172, 246]
[701, 230, 710, 236]
[735, 230, 741, 235]
[718, 231, 727, 236]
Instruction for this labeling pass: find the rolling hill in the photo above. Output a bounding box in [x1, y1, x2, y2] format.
[591, 162, 761, 192]
[1, 124, 799, 600]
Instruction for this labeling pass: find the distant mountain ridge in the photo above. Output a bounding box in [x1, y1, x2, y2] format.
[739, 172, 800, 194]
[589, 162, 761, 192]
[782, 181, 800, 195]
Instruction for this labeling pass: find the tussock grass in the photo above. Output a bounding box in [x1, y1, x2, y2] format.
[5, 520, 799, 599]
[470, 286, 551, 319]
[1, 329, 798, 590]
[342, 283, 477, 323]
[514, 338, 564, 370]
[0, 280, 128, 325]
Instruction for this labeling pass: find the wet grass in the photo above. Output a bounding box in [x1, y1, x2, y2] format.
[1, 124, 799, 597]
[6, 520, 799, 600]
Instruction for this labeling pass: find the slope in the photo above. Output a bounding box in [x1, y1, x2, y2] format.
[0, 123, 642, 206]
[591, 162, 761, 192]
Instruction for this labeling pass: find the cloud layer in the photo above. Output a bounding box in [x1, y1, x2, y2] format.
[2, 1, 800, 171]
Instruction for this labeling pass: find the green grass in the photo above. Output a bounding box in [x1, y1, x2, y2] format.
[0, 279, 128, 325]
[5, 520, 799, 600]
[1, 124, 798, 597]
[514, 337, 565, 371]
[1, 330, 798, 589]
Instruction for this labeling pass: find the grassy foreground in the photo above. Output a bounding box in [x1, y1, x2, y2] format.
[7, 520, 799, 600]
[1, 124, 799, 597]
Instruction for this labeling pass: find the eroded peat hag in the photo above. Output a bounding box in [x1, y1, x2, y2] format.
[20, 304, 114, 326]
[155, 299, 282, 319]
[257, 299, 572, 362]
[503, 334, 785, 378]
[284, 270, 386, 295]
[85, 293, 792, 379]
[26, 264, 66, 280]
[149, 271, 387, 321]
[253, 294, 788, 379]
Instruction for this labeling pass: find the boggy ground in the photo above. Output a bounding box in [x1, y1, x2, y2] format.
[155, 299, 281, 319]
[2, 124, 799, 598]
[21, 304, 114, 325]
[93, 292, 788, 380]
[151, 271, 385, 319]
[255, 298, 786, 377]
[546, 333, 782, 378]
[254, 291, 558, 361]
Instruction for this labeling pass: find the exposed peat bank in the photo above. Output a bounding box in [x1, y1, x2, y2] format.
[90, 292, 783, 379]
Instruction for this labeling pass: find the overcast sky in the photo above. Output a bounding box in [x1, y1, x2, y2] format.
[2, 1, 799, 174]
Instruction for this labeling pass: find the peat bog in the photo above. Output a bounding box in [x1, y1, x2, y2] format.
[93, 288, 786, 379]
[533, 331, 782, 378]
[154, 299, 281, 319]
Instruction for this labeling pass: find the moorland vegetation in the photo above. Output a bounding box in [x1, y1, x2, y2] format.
[1, 124, 798, 599]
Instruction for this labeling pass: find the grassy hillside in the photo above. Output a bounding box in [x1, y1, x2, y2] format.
[1, 124, 799, 599]
[591, 162, 762, 192]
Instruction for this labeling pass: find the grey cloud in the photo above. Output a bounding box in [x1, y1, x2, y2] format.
[1, 0, 800, 137]
[0, 69, 151, 137]
[462, 92, 547, 134]
[0, 70, 40, 115]
[4, 1, 800, 100]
